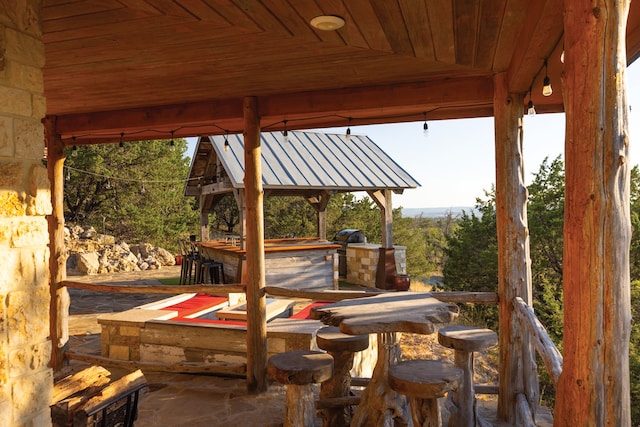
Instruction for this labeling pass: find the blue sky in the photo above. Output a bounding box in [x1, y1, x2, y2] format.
[188, 61, 640, 209]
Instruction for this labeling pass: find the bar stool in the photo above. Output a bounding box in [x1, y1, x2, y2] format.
[389, 359, 463, 427]
[315, 326, 369, 427]
[178, 241, 195, 285]
[268, 350, 334, 427]
[437, 325, 498, 427]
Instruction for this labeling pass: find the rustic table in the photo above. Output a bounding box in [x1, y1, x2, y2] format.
[311, 292, 459, 426]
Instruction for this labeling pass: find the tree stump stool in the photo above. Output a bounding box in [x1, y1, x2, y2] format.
[316, 326, 369, 427]
[268, 350, 334, 427]
[437, 325, 498, 427]
[388, 359, 463, 427]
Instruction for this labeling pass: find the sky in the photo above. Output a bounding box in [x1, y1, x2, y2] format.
[187, 61, 640, 209]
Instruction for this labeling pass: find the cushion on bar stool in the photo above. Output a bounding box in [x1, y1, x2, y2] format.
[316, 326, 369, 427]
[268, 350, 334, 427]
[389, 359, 463, 427]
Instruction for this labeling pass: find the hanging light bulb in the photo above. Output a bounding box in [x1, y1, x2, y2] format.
[527, 90, 536, 115]
[542, 60, 553, 96]
[422, 112, 429, 137]
[71, 145, 78, 157]
[282, 120, 289, 143]
[119, 132, 125, 153]
[223, 132, 230, 152]
[346, 118, 352, 141]
[169, 130, 175, 152]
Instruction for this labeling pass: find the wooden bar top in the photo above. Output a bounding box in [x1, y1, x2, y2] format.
[310, 292, 459, 335]
[199, 239, 340, 255]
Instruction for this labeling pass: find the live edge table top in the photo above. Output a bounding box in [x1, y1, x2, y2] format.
[310, 292, 459, 336]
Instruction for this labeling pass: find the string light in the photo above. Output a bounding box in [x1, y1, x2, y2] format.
[542, 60, 553, 96]
[71, 145, 78, 157]
[527, 89, 536, 115]
[119, 132, 125, 153]
[282, 120, 289, 143]
[422, 112, 429, 137]
[169, 130, 175, 151]
[224, 132, 230, 152]
[346, 118, 352, 141]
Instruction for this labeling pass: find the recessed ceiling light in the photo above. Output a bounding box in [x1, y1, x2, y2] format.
[310, 15, 345, 31]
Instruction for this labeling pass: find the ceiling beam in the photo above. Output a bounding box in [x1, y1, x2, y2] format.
[53, 75, 496, 144]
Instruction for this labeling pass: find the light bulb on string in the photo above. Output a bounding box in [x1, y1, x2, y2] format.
[169, 130, 175, 152]
[346, 118, 352, 141]
[223, 132, 230, 152]
[422, 112, 429, 137]
[527, 89, 536, 115]
[119, 132, 125, 153]
[542, 60, 553, 96]
[71, 145, 78, 157]
[282, 120, 289, 143]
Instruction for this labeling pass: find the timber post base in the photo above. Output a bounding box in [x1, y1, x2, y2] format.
[389, 359, 463, 427]
[315, 326, 369, 427]
[267, 350, 333, 427]
[437, 325, 498, 427]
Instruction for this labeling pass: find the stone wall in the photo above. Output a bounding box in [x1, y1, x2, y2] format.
[0, 2, 54, 426]
[346, 243, 407, 287]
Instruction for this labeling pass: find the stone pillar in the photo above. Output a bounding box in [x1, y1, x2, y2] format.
[0, 3, 54, 426]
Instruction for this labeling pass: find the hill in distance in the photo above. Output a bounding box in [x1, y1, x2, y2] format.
[401, 207, 475, 218]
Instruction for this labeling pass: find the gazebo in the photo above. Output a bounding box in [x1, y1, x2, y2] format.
[1, 1, 639, 425]
[185, 131, 419, 246]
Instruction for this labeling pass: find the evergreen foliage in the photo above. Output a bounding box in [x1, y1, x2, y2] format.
[63, 139, 198, 252]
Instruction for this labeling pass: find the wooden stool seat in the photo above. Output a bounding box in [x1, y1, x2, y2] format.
[316, 326, 369, 353]
[389, 360, 463, 426]
[316, 326, 369, 427]
[437, 325, 498, 427]
[268, 350, 334, 427]
[437, 325, 498, 353]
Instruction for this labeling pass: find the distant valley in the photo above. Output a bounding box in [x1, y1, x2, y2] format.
[400, 207, 475, 218]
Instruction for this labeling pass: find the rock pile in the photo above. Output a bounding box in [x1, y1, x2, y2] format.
[66, 225, 176, 276]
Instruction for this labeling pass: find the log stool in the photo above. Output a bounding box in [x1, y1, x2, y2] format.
[316, 326, 369, 427]
[437, 325, 498, 427]
[268, 350, 334, 427]
[389, 359, 463, 427]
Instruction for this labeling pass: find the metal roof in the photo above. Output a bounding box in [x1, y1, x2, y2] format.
[188, 131, 419, 193]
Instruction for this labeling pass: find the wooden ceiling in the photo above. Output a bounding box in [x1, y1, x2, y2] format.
[42, 1, 640, 146]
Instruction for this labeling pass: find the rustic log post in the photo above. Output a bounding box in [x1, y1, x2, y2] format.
[199, 195, 209, 241]
[243, 96, 268, 393]
[368, 189, 393, 248]
[45, 116, 70, 371]
[556, 1, 632, 425]
[493, 73, 538, 423]
[233, 188, 246, 249]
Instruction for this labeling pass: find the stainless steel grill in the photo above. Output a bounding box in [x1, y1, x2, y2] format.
[332, 229, 366, 277]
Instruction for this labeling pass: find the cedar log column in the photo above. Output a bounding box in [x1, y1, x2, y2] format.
[243, 97, 268, 392]
[45, 116, 70, 371]
[493, 74, 538, 423]
[556, 1, 632, 425]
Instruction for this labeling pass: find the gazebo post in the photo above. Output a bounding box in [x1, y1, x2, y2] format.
[243, 96, 268, 393]
[199, 195, 209, 241]
[369, 189, 397, 290]
[493, 73, 537, 424]
[556, 1, 632, 424]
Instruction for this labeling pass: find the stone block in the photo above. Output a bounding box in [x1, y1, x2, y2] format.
[6, 61, 43, 92]
[119, 325, 141, 337]
[6, 287, 50, 347]
[11, 217, 48, 248]
[9, 340, 51, 377]
[0, 192, 24, 217]
[14, 118, 43, 159]
[108, 345, 130, 361]
[5, 27, 45, 68]
[0, 116, 14, 156]
[25, 164, 51, 216]
[0, 85, 30, 117]
[0, 161, 21, 188]
[11, 368, 53, 422]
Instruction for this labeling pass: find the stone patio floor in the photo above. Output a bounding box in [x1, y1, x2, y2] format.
[65, 267, 550, 427]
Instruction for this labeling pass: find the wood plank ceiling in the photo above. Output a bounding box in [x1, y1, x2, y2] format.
[41, 0, 640, 146]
